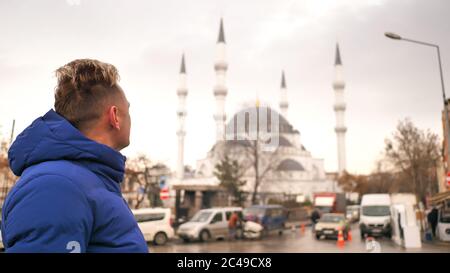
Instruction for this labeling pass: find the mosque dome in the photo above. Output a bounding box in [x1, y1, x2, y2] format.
[225, 106, 299, 137]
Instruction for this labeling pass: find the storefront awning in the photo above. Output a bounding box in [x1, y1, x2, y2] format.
[430, 191, 450, 205]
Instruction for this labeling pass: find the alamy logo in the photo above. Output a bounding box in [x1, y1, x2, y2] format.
[66, 241, 81, 253]
[365, 238, 381, 253]
[225, 107, 279, 151]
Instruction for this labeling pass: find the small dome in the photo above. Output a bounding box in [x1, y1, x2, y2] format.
[278, 136, 293, 147]
[277, 159, 305, 171]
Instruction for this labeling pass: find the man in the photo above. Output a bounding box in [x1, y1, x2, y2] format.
[311, 209, 321, 227]
[1, 59, 148, 253]
[228, 212, 239, 241]
[427, 206, 439, 238]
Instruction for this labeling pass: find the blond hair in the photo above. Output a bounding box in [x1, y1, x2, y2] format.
[54, 59, 121, 129]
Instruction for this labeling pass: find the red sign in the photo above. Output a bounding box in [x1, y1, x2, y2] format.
[447, 172, 450, 188]
[160, 188, 169, 200]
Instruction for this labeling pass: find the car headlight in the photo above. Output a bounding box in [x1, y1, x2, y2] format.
[178, 227, 190, 233]
[180, 227, 198, 234]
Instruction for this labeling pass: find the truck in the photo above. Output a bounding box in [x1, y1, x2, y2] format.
[313, 192, 346, 214]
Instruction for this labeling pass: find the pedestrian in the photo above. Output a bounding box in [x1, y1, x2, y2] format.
[1, 59, 148, 253]
[311, 209, 321, 230]
[427, 206, 439, 238]
[228, 212, 239, 241]
[235, 212, 245, 240]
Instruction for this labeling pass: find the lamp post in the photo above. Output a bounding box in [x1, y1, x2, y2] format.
[385, 32, 450, 174]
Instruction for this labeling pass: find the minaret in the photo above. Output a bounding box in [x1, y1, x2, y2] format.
[213, 18, 228, 141]
[333, 43, 347, 175]
[176, 54, 188, 179]
[279, 70, 288, 118]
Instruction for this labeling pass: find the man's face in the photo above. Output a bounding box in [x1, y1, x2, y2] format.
[114, 87, 131, 150]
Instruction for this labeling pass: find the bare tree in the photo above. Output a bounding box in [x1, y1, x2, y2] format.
[246, 139, 282, 205]
[218, 138, 282, 205]
[338, 171, 360, 193]
[338, 164, 397, 197]
[338, 171, 369, 196]
[124, 155, 167, 209]
[384, 118, 441, 204]
[134, 155, 154, 209]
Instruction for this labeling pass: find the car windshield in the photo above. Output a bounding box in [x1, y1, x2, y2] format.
[362, 206, 390, 216]
[190, 211, 212, 222]
[316, 206, 332, 214]
[320, 215, 344, 223]
[244, 208, 265, 218]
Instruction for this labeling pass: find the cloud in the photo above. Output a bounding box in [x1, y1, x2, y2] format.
[66, 0, 81, 6]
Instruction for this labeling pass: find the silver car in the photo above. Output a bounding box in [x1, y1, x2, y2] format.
[177, 207, 243, 242]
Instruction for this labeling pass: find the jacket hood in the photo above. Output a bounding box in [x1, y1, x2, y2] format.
[8, 109, 126, 183]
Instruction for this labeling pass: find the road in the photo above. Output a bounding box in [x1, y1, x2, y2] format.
[151, 224, 450, 253]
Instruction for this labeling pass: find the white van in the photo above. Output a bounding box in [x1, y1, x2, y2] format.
[177, 207, 243, 242]
[359, 194, 392, 239]
[132, 208, 175, 245]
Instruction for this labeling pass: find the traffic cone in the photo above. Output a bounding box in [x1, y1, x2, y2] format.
[347, 230, 352, 242]
[301, 223, 305, 235]
[337, 228, 345, 248]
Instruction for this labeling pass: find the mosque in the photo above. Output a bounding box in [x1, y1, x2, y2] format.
[169, 19, 348, 217]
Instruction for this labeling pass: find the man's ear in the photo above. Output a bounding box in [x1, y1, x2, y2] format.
[108, 106, 120, 130]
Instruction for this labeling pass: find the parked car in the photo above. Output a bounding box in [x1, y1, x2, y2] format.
[132, 208, 175, 246]
[177, 207, 243, 242]
[314, 213, 350, 240]
[437, 208, 450, 242]
[242, 220, 264, 239]
[243, 205, 286, 236]
[346, 205, 360, 223]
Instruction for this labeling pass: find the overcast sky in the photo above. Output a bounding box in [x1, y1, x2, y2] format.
[1, 0, 450, 174]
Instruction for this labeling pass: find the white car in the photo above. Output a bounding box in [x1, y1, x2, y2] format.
[346, 205, 360, 222]
[437, 209, 450, 242]
[243, 221, 264, 239]
[132, 208, 175, 246]
[177, 207, 243, 242]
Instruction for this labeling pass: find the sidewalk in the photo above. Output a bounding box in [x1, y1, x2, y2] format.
[422, 239, 450, 248]
[421, 230, 450, 248]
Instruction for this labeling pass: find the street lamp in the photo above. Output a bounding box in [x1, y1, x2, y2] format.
[385, 31, 450, 177]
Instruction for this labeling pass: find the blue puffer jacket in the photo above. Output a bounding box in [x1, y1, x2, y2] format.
[1, 109, 148, 253]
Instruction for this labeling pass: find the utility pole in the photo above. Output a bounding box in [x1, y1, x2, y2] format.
[10, 119, 15, 145]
